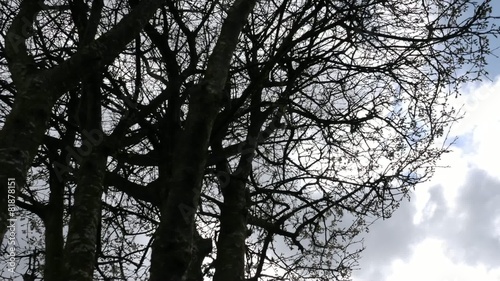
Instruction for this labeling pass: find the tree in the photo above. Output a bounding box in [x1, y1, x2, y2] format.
[0, 0, 497, 280]
[0, 0, 173, 280]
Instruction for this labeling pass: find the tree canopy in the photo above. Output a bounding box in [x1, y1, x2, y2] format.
[0, 0, 498, 280]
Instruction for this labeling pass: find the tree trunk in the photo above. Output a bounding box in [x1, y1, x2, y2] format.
[62, 64, 106, 281]
[62, 149, 106, 281]
[0, 0, 166, 243]
[213, 101, 267, 281]
[213, 179, 249, 281]
[43, 159, 66, 281]
[149, 1, 257, 280]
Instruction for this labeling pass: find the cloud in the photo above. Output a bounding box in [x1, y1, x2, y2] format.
[450, 76, 500, 180]
[428, 76, 500, 268]
[440, 169, 500, 268]
[367, 167, 500, 281]
[353, 197, 422, 281]
[353, 75, 500, 281]
[385, 238, 500, 281]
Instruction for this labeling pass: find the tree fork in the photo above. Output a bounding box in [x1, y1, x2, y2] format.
[149, 0, 258, 280]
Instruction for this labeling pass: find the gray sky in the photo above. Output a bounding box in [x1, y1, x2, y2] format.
[353, 3, 500, 277]
[2, 2, 500, 281]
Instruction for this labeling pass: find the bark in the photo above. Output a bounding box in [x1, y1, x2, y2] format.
[185, 231, 213, 281]
[43, 157, 67, 281]
[0, 0, 47, 243]
[62, 149, 106, 281]
[213, 179, 250, 281]
[149, 1, 257, 280]
[62, 64, 105, 281]
[61, 3, 106, 272]
[212, 96, 269, 281]
[0, 0, 166, 243]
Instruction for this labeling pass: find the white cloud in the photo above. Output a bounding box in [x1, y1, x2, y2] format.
[386, 238, 500, 281]
[354, 75, 500, 281]
[450, 77, 500, 180]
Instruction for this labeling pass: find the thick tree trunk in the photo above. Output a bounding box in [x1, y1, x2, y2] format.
[213, 102, 266, 281]
[213, 179, 249, 281]
[63, 67, 105, 281]
[43, 160, 66, 281]
[0, 0, 166, 243]
[185, 230, 213, 281]
[149, 1, 257, 280]
[0, 85, 54, 242]
[150, 84, 220, 281]
[62, 149, 106, 281]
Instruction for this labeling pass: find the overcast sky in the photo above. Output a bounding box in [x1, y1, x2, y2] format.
[2, 3, 499, 281]
[352, 3, 500, 280]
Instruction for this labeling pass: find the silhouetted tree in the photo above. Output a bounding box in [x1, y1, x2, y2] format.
[0, 0, 498, 281]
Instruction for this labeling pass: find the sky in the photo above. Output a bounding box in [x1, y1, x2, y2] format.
[352, 3, 500, 281]
[2, 3, 499, 281]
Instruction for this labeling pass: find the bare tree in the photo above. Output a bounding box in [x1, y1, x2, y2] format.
[0, 0, 168, 280]
[0, 0, 498, 281]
